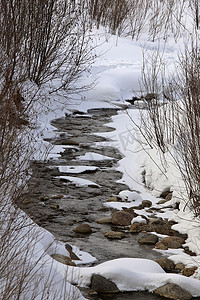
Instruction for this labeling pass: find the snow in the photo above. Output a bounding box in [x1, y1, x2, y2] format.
[68, 258, 200, 297]
[131, 216, 147, 225]
[59, 175, 100, 187]
[77, 152, 115, 161]
[57, 165, 98, 174]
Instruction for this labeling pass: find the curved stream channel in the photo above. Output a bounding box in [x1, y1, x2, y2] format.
[21, 107, 164, 299]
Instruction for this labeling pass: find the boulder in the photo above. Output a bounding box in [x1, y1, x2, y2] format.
[160, 236, 185, 249]
[111, 211, 134, 226]
[141, 200, 152, 208]
[155, 283, 192, 300]
[147, 218, 175, 235]
[51, 254, 76, 266]
[155, 258, 175, 271]
[175, 263, 185, 271]
[182, 266, 198, 277]
[104, 231, 125, 239]
[138, 233, 158, 245]
[73, 223, 92, 234]
[91, 274, 119, 294]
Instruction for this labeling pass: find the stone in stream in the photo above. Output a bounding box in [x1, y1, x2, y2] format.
[182, 266, 198, 277]
[159, 236, 185, 249]
[129, 223, 142, 233]
[90, 274, 119, 294]
[155, 242, 168, 250]
[138, 233, 158, 245]
[104, 231, 125, 239]
[111, 211, 135, 226]
[97, 216, 112, 224]
[73, 224, 93, 234]
[141, 200, 152, 208]
[155, 283, 192, 300]
[65, 244, 81, 260]
[155, 257, 175, 271]
[51, 254, 76, 266]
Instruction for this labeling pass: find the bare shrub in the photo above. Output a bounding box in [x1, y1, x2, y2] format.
[137, 36, 200, 215]
[0, 0, 92, 298]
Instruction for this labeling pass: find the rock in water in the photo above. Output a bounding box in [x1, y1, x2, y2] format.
[111, 211, 134, 226]
[138, 233, 158, 245]
[73, 223, 92, 234]
[91, 274, 119, 294]
[155, 283, 192, 300]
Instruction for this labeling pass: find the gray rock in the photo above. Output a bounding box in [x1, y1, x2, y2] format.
[155, 283, 192, 300]
[112, 211, 134, 226]
[138, 233, 158, 245]
[91, 274, 119, 294]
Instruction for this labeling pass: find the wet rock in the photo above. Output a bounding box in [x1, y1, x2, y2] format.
[73, 224, 93, 234]
[155, 257, 175, 271]
[141, 200, 152, 208]
[97, 217, 112, 224]
[90, 274, 119, 294]
[138, 233, 158, 245]
[175, 263, 185, 271]
[155, 283, 192, 300]
[182, 266, 198, 277]
[51, 254, 76, 266]
[104, 231, 125, 239]
[111, 211, 134, 226]
[129, 223, 141, 233]
[160, 236, 185, 249]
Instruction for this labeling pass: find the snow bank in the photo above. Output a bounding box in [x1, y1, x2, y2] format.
[68, 258, 200, 297]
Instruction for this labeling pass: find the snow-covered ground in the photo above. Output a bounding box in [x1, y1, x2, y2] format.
[13, 16, 200, 299]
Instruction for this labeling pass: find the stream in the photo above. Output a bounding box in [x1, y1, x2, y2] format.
[20, 107, 164, 299]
